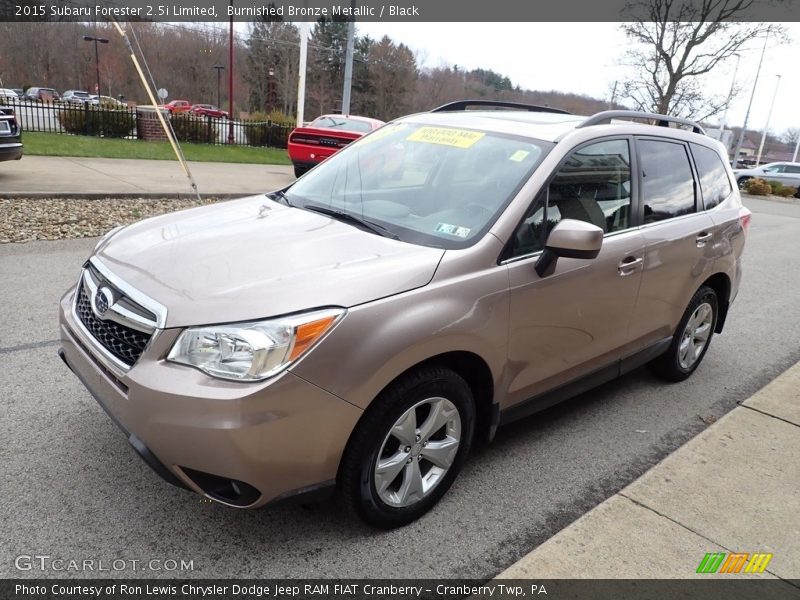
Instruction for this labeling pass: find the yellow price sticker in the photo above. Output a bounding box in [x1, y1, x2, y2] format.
[406, 127, 485, 149]
[509, 150, 530, 162]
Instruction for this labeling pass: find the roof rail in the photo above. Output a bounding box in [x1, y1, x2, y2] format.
[431, 100, 571, 115]
[578, 110, 705, 134]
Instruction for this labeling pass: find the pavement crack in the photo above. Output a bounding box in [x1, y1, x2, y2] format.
[739, 403, 800, 429]
[0, 339, 60, 354]
[618, 493, 786, 581]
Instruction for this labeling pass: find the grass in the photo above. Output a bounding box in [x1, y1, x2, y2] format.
[22, 132, 292, 165]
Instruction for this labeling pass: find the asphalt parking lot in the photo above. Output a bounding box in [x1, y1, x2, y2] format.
[1, 196, 798, 579]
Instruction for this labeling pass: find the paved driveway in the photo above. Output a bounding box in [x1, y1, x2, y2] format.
[1, 197, 798, 579]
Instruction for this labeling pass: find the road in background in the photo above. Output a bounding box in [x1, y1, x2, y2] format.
[0, 196, 798, 578]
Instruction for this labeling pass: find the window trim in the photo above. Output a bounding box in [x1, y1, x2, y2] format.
[498, 135, 639, 264]
[633, 136, 699, 226]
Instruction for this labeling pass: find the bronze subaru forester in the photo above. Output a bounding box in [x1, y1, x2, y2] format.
[59, 102, 750, 528]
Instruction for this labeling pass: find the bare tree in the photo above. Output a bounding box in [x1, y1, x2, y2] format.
[781, 127, 800, 147]
[619, 0, 785, 120]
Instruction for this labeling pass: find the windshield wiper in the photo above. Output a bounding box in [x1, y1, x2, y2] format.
[303, 205, 399, 240]
[266, 190, 292, 206]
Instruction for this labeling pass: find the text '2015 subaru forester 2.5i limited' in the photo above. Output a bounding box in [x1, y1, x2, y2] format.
[59, 101, 751, 528]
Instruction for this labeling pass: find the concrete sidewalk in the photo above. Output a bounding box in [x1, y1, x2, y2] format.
[498, 361, 800, 581]
[0, 155, 294, 197]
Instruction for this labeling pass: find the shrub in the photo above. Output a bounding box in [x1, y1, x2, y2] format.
[241, 111, 292, 148]
[170, 113, 218, 143]
[766, 180, 798, 197]
[58, 106, 134, 138]
[743, 177, 772, 196]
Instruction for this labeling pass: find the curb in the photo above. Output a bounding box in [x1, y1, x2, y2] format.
[495, 361, 800, 580]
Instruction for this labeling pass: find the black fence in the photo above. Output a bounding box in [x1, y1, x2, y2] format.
[0, 97, 293, 149]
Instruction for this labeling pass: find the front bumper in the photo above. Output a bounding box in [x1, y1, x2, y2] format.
[59, 287, 362, 508]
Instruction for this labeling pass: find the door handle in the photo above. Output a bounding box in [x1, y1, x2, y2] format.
[618, 256, 643, 276]
[696, 232, 713, 247]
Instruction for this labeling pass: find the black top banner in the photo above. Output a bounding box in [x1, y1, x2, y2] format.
[0, 0, 798, 22]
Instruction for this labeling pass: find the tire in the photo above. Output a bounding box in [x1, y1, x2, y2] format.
[338, 367, 475, 529]
[649, 285, 718, 382]
[293, 165, 307, 178]
[737, 176, 751, 190]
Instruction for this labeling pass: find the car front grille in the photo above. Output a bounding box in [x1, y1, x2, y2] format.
[73, 264, 158, 368]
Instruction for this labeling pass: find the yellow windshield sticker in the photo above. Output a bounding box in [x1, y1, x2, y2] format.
[358, 123, 407, 145]
[407, 127, 485, 149]
[509, 150, 530, 162]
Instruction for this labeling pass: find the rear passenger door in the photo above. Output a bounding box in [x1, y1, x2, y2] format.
[627, 138, 717, 348]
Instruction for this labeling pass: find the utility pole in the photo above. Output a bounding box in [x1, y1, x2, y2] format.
[297, 21, 308, 127]
[732, 33, 769, 168]
[756, 74, 781, 166]
[609, 80, 618, 110]
[718, 53, 741, 144]
[341, 11, 356, 115]
[227, 0, 234, 143]
[213, 65, 224, 107]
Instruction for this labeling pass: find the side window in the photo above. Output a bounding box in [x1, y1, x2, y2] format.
[639, 140, 696, 223]
[783, 165, 800, 174]
[762, 164, 784, 173]
[690, 143, 733, 210]
[508, 139, 632, 258]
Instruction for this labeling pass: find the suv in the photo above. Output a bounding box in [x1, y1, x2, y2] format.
[58, 101, 750, 528]
[0, 106, 22, 162]
[62, 90, 92, 105]
[24, 87, 60, 102]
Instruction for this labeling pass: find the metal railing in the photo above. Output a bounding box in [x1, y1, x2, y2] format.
[0, 97, 292, 149]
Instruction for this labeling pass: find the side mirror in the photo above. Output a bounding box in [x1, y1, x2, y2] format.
[535, 219, 604, 277]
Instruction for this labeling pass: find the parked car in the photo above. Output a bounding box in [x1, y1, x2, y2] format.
[190, 103, 228, 118]
[58, 102, 751, 528]
[24, 87, 60, 102]
[160, 99, 191, 114]
[12, 88, 23, 97]
[89, 95, 127, 108]
[0, 106, 23, 162]
[733, 161, 800, 189]
[0, 88, 19, 99]
[288, 114, 384, 178]
[62, 90, 92, 105]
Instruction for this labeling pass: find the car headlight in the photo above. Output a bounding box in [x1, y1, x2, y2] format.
[166, 308, 344, 381]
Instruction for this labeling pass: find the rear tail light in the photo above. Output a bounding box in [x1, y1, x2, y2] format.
[739, 207, 752, 237]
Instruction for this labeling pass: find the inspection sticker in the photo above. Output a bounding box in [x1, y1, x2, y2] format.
[407, 127, 485, 149]
[435, 223, 472, 238]
[509, 149, 530, 162]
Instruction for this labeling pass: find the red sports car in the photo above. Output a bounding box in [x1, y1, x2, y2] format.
[190, 104, 229, 119]
[288, 114, 384, 177]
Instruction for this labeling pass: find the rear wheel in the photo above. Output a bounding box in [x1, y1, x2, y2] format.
[293, 164, 308, 178]
[649, 285, 718, 382]
[339, 367, 475, 529]
[737, 176, 751, 190]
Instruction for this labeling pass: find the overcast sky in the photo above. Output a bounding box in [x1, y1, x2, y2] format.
[354, 22, 800, 137]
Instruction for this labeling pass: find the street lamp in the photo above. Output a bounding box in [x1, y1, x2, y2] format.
[82, 35, 109, 98]
[268, 67, 275, 112]
[212, 65, 225, 108]
[756, 74, 781, 166]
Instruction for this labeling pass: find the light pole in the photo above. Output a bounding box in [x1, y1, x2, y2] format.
[731, 33, 769, 168]
[718, 53, 740, 144]
[212, 65, 225, 108]
[227, 0, 234, 144]
[756, 74, 781, 166]
[267, 67, 275, 112]
[82, 35, 109, 98]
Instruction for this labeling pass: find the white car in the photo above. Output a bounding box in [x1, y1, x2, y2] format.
[733, 162, 800, 189]
[0, 88, 18, 100]
[62, 90, 92, 105]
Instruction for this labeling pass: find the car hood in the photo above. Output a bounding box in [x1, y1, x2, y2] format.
[95, 195, 444, 328]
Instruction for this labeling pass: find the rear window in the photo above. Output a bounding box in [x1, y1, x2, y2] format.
[311, 116, 373, 134]
[639, 139, 696, 223]
[690, 143, 732, 210]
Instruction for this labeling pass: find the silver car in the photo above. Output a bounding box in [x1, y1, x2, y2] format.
[58, 102, 751, 528]
[733, 161, 800, 189]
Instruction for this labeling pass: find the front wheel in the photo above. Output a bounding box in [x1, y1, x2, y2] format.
[649, 285, 718, 382]
[737, 176, 751, 190]
[338, 367, 475, 529]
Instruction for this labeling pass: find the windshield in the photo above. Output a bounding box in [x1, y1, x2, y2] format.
[285, 122, 552, 248]
[311, 116, 374, 133]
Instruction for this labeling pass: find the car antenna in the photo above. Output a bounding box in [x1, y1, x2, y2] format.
[109, 18, 202, 202]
